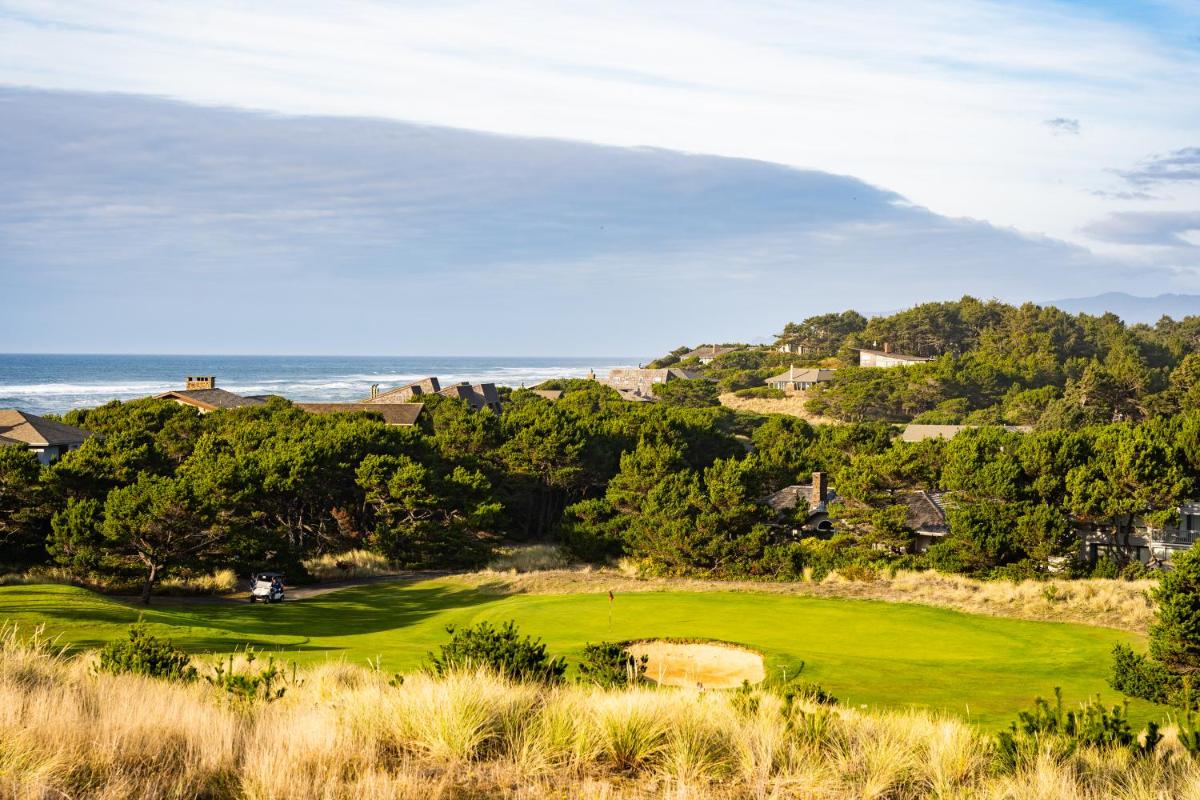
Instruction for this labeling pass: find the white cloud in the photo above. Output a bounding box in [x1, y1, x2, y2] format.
[0, 0, 1197, 261]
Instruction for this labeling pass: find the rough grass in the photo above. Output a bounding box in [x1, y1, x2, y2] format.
[302, 549, 395, 581]
[0, 577, 1163, 729]
[1, 626, 1196, 800]
[458, 567, 1158, 633]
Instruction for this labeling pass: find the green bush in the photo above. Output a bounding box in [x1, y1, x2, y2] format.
[995, 687, 1158, 770]
[577, 641, 648, 687]
[1108, 643, 1180, 705]
[428, 620, 566, 684]
[96, 622, 196, 681]
[205, 649, 292, 707]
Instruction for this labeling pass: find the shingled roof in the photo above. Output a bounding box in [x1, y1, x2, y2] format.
[295, 403, 423, 426]
[156, 388, 266, 411]
[897, 490, 949, 533]
[0, 409, 93, 447]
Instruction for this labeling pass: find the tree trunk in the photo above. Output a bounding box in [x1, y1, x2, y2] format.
[141, 563, 158, 605]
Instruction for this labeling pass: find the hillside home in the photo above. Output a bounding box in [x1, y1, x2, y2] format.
[762, 472, 836, 534]
[0, 409, 93, 463]
[529, 389, 564, 401]
[156, 376, 266, 412]
[602, 367, 701, 400]
[899, 490, 951, 553]
[364, 377, 501, 412]
[776, 342, 810, 356]
[295, 403, 423, 426]
[1078, 503, 1200, 568]
[363, 377, 441, 403]
[681, 345, 740, 365]
[858, 345, 934, 368]
[766, 366, 836, 392]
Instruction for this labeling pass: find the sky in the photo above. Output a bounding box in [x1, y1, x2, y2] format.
[0, 0, 1198, 355]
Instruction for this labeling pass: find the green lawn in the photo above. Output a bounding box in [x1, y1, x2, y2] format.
[0, 579, 1161, 728]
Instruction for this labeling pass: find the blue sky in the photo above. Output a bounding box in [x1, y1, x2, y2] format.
[0, 1, 1197, 354]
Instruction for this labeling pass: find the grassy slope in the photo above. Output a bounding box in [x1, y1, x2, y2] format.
[0, 579, 1158, 728]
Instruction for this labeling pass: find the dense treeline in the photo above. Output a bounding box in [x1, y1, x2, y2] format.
[2, 372, 1199, 598]
[654, 297, 1200, 425]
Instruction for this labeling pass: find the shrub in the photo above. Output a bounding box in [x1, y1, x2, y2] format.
[428, 620, 566, 684]
[995, 687, 1158, 770]
[96, 622, 196, 681]
[578, 641, 647, 687]
[205, 649, 293, 707]
[1108, 643, 1180, 705]
[1150, 546, 1200, 675]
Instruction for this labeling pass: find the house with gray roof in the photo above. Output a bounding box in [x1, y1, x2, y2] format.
[766, 366, 836, 392]
[601, 367, 702, 400]
[0, 409, 93, 463]
[681, 344, 740, 365]
[156, 376, 265, 413]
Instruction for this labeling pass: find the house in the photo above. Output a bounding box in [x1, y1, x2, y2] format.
[1078, 503, 1200, 568]
[766, 366, 836, 392]
[363, 377, 441, 403]
[762, 472, 836, 533]
[529, 389, 564, 401]
[898, 490, 950, 553]
[681, 345, 740, 365]
[437, 382, 503, 412]
[156, 376, 265, 413]
[364, 377, 502, 412]
[0, 408, 93, 463]
[601, 368, 701, 400]
[858, 345, 934, 368]
[295, 403, 423, 426]
[777, 342, 810, 356]
[900, 424, 1033, 442]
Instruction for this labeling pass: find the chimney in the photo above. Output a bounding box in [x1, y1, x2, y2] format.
[811, 472, 828, 506]
[370, 383, 379, 399]
[185, 376, 216, 390]
[883, 342, 892, 354]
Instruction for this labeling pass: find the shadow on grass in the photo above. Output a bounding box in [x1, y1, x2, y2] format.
[20, 580, 514, 655]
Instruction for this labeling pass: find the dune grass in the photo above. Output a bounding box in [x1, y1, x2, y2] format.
[1, 627, 1194, 800]
[0, 577, 1164, 729]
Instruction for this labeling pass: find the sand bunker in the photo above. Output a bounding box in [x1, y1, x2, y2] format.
[626, 640, 765, 689]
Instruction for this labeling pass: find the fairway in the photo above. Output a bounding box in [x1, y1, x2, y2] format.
[0, 579, 1160, 728]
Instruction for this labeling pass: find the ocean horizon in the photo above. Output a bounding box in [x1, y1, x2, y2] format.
[0, 354, 645, 415]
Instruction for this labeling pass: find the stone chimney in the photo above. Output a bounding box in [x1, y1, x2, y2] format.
[810, 472, 828, 506]
[186, 376, 216, 390]
[370, 383, 380, 399]
[883, 342, 892, 354]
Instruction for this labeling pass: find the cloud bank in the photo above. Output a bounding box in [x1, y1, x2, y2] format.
[1, 89, 1178, 355]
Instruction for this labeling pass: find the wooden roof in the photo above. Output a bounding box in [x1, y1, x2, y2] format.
[156, 388, 265, 411]
[295, 403, 423, 426]
[900, 424, 1033, 442]
[0, 409, 93, 447]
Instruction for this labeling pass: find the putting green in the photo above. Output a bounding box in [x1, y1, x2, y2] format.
[0, 580, 1160, 728]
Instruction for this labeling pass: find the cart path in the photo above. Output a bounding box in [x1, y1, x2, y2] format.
[119, 570, 457, 606]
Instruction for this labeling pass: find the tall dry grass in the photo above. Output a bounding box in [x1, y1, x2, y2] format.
[302, 549, 395, 581]
[458, 568, 1158, 633]
[2, 626, 1198, 800]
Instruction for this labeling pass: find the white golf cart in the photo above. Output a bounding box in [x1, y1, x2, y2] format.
[249, 571, 285, 603]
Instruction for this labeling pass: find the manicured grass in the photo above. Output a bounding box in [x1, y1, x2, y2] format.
[0, 579, 1161, 728]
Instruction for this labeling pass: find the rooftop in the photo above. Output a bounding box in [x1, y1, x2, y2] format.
[0, 409, 93, 447]
[295, 403, 423, 426]
[156, 388, 266, 411]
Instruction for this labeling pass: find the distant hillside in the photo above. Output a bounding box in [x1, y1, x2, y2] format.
[1048, 292, 1200, 323]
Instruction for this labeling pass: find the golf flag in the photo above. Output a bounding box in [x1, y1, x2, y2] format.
[608, 590, 614, 602]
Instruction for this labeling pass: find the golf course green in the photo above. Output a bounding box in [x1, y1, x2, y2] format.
[0, 579, 1160, 728]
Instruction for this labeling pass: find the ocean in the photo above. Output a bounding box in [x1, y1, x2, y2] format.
[0, 354, 643, 415]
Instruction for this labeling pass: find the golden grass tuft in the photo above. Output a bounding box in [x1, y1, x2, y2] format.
[302, 549, 395, 581]
[2, 625, 1196, 799]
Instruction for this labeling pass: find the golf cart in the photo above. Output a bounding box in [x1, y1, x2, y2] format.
[249, 571, 285, 603]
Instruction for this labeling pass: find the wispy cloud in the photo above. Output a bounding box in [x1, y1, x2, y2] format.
[1117, 147, 1200, 186]
[0, 88, 1169, 355]
[1084, 211, 1200, 248]
[1044, 117, 1081, 135]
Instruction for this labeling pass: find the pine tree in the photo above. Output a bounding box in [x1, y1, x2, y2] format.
[1149, 546, 1200, 675]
